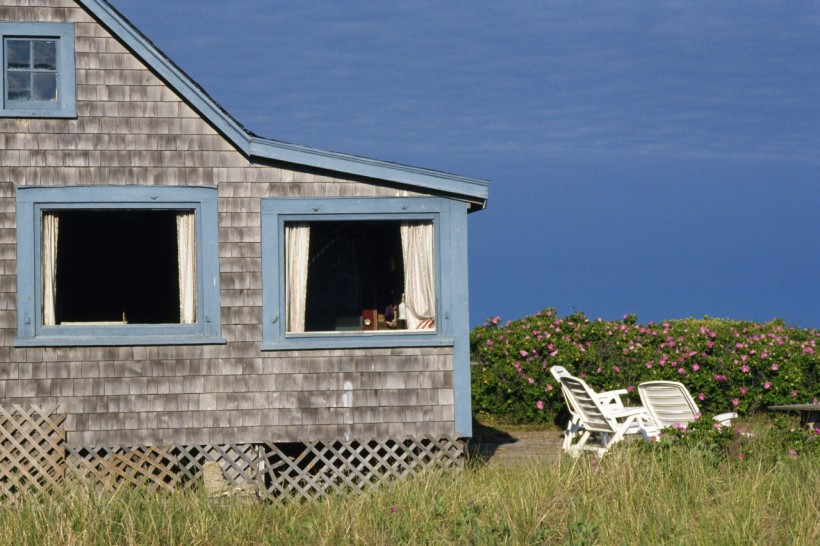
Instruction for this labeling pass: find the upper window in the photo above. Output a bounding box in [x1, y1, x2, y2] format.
[262, 197, 455, 350]
[16, 186, 224, 346]
[1, 22, 76, 118]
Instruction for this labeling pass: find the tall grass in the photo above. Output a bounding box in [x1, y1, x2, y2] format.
[1, 423, 817, 545]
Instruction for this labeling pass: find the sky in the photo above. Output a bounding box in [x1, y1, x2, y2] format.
[111, 0, 820, 330]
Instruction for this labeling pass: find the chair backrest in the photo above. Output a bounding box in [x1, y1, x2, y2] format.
[557, 374, 617, 434]
[638, 381, 700, 428]
[550, 365, 575, 409]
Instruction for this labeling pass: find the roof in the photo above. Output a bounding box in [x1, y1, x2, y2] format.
[76, 0, 489, 209]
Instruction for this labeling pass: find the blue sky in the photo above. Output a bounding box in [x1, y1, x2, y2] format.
[112, 0, 820, 329]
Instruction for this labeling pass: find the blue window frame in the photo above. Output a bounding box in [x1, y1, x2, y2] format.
[1, 22, 76, 118]
[16, 186, 224, 346]
[261, 197, 463, 350]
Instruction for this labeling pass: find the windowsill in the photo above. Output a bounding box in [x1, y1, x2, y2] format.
[0, 107, 77, 118]
[261, 332, 454, 351]
[14, 334, 227, 348]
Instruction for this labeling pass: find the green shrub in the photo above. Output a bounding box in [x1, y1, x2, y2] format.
[471, 309, 820, 424]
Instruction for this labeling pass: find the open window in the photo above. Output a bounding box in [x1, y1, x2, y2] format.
[261, 197, 458, 350]
[16, 186, 223, 346]
[1, 22, 76, 118]
[285, 220, 436, 333]
[42, 209, 197, 326]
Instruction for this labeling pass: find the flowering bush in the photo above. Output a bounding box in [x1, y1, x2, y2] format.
[471, 309, 820, 424]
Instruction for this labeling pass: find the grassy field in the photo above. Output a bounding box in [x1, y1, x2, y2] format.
[1, 418, 818, 545]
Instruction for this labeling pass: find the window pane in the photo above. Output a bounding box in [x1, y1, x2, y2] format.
[7, 72, 31, 101]
[287, 221, 409, 332]
[5, 39, 30, 69]
[51, 210, 188, 325]
[32, 40, 57, 70]
[32, 72, 57, 101]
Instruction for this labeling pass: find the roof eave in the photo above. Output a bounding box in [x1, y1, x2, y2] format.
[248, 137, 489, 208]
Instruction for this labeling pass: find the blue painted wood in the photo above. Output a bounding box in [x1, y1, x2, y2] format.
[75, 0, 488, 207]
[15, 186, 225, 347]
[448, 200, 473, 437]
[0, 22, 76, 118]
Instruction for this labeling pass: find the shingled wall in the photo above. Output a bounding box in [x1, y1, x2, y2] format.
[0, 0, 457, 446]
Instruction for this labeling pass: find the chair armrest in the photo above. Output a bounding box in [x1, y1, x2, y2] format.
[712, 412, 738, 426]
[596, 389, 629, 408]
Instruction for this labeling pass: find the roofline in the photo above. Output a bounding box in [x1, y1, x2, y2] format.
[77, 0, 489, 208]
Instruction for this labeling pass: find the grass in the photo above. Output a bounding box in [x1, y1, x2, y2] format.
[1, 418, 818, 545]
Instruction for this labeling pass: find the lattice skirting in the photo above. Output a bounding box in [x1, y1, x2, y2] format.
[1, 406, 464, 502]
[0, 405, 66, 503]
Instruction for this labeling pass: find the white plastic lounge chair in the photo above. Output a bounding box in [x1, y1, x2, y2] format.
[556, 370, 657, 457]
[638, 381, 737, 429]
[550, 366, 631, 451]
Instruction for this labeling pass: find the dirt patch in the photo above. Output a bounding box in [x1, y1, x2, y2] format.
[468, 427, 564, 466]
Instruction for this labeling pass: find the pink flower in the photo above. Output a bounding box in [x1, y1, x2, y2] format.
[614, 366, 621, 373]
[536, 400, 544, 410]
[770, 364, 778, 371]
[677, 368, 686, 374]
[486, 339, 494, 347]
[546, 385, 554, 392]
[737, 453, 746, 460]
[741, 365, 750, 373]
[731, 398, 739, 407]
[714, 423, 723, 430]
[527, 377, 535, 384]
[491, 316, 500, 325]
[788, 449, 798, 458]
[520, 350, 528, 357]
[645, 362, 653, 369]
[698, 392, 706, 401]
[739, 387, 747, 395]
[764, 381, 771, 390]
[791, 390, 798, 398]
[692, 364, 700, 372]
[627, 385, 635, 392]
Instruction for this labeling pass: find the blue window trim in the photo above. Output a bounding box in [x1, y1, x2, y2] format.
[261, 197, 457, 351]
[0, 22, 76, 118]
[15, 186, 225, 347]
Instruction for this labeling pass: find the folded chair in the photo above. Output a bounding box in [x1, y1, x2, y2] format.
[550, 366, 632, 451]
[555, 369, 657, 457]
[638, 381, 737, 429]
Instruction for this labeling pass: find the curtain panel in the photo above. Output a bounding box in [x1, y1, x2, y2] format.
[400, 221, 436, 329]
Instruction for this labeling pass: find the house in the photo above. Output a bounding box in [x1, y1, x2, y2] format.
[0, 0, 488, 486]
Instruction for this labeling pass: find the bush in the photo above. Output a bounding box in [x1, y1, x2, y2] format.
[471, 309, 820, 424]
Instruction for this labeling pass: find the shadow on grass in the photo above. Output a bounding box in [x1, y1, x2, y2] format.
[467, 417, 518, 463]
[467, 411, 570, 464]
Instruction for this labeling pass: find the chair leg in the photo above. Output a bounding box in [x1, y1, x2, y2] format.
[562, 415, 582, 451]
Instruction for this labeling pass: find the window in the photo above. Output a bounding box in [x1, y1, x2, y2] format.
[262, 197, 457, 350]
[285, 220, 435, 333]
[16, 186, 223, 346]
[1, 22, 76, 118]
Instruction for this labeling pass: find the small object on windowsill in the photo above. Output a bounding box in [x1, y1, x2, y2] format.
[362, 309, 378, 330]
[384, 304, 399, 328]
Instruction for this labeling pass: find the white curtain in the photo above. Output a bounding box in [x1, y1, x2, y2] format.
[286, 223, 311, 333]
[42, 212, 59, 326]
[177, 212, 197, 324]
[400, 221, 436, 329]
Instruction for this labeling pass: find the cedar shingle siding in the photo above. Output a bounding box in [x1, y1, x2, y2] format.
[0, 0, 461, 445]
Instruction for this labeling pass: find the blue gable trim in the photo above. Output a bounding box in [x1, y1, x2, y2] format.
[75, 0, 489, 208]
